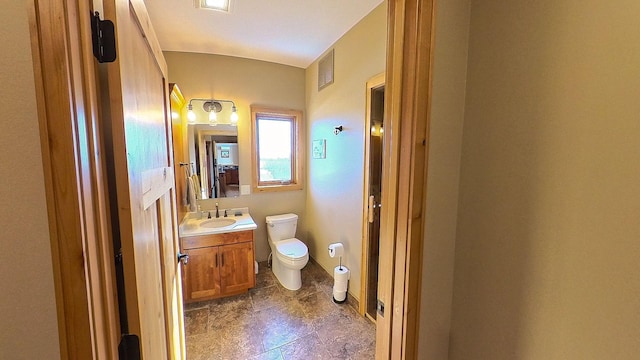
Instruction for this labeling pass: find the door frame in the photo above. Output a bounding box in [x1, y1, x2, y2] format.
[30, 0, 436, 358]
[29, 0, 119, 358]
[376, 0, 435, 358]
[360, 72, 385, 318]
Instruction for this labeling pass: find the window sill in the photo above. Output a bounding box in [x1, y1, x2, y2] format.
[252, 183, 303, 193]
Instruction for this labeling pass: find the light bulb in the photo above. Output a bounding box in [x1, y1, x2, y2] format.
[230, 105, 238, 125]
[187, 104, 196, 122]
[209, 110, 217, 122]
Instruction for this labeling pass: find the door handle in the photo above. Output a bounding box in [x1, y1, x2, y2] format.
[178, 252, 189, 265]
[368, 195, 375, 223]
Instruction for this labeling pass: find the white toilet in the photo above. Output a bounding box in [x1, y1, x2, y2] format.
[265, 213, 309, 290]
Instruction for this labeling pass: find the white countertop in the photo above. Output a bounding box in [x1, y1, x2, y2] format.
[179, 209, 257, 237]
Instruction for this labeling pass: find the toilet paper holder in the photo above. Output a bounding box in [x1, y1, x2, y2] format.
[328, 242, 345, 270]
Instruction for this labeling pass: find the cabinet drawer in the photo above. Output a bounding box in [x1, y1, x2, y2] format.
[181, 230, 253, 249]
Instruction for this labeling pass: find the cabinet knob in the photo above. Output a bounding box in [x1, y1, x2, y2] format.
[178, 252, 189, 265]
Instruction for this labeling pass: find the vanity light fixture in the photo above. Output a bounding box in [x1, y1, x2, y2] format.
[230, 105, 239, 125]
[208, 108, 217, 123]
[187, 104, 196, 123]
[187, 98, 238, 126]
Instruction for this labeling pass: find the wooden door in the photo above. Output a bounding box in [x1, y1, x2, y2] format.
[183, 247, 221, 302]
[361, 73, 386, 320]
[103, 0, 184, 358]
[220, 242, 255, 294]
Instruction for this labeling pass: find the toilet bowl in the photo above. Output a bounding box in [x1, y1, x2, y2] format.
[266, 213, 309, 290]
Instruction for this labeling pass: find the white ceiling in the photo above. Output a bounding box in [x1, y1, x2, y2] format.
[146, 0, 384, 68]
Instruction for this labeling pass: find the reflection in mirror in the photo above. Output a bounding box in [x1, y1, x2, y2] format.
[188, 123, 240, 198]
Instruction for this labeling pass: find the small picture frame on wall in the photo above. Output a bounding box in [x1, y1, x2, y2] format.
[312, 139, 326, 159]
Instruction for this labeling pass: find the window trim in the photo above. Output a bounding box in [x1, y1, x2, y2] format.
[250, 106, 304, 193]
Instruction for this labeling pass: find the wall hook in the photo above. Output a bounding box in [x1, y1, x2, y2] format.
[333, 125, 343, 135]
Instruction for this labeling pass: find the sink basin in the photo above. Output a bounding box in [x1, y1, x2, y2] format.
[179, 209, 257, 237]
[200, 218, 237, 229]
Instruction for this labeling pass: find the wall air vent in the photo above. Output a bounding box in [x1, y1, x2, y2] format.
[318, 49, 335, 91]
[195, 0, 230, 12]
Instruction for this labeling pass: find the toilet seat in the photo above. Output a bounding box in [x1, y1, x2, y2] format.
[275, 238, 308, 262]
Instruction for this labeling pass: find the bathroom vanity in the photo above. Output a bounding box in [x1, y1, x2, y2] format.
[179, 210, 257, 303]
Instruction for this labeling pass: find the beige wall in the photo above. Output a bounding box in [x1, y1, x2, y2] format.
[0, 2, 60, 359]
[417, 0, 470, 358]
[164, 52, 306, 261]
[304, 3, 387, 300]
[450, 1, 640, 359]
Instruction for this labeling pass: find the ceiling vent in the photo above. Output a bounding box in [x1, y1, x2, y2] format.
[195, 0, 230, 12]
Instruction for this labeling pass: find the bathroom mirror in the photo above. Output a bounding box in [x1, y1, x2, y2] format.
[188, 123, 241, 198]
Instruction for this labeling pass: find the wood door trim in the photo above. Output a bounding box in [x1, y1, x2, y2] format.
[360, 72, 385, 316]
[377, 0, 436, 358]
[169, 84, 188, 222]
[29, 0, 119, 358]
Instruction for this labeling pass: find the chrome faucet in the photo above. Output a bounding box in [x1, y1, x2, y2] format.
[215, 203, 220, 218]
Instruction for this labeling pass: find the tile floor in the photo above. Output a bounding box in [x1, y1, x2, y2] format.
[184, 260, 376, 360]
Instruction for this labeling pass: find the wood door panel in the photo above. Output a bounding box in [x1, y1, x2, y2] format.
[104, 0, 183, 358]
[158, 192, 185, 357]
[184, 247, 220, 301]
[220, 242, 255, 294]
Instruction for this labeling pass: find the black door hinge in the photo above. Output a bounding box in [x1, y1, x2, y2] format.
[91, 11, 117, 63]
[118, 334, 140, 360]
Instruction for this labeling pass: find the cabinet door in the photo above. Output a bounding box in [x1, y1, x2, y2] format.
[183, 247, 220, 302]
[219, 242, 255, 294]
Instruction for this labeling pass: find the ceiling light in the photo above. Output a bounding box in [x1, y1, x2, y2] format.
[195, 0, 230, 12]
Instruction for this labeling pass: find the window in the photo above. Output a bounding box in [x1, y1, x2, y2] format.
[251, 106, 304, 192]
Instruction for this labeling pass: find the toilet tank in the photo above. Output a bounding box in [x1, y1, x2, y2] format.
[266, 213, 298, 241]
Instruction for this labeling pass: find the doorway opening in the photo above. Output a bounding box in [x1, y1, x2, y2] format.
[361, 73, 385, 321]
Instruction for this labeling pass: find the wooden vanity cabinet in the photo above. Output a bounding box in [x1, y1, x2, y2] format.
[181, 230, 255, 303]
[183, 246, 221, 300]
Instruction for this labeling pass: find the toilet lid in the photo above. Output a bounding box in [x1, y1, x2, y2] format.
[276, 238, 308, 259]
